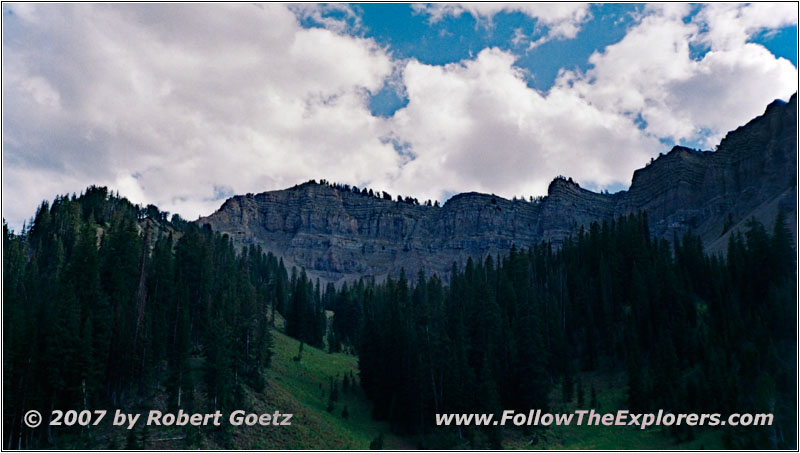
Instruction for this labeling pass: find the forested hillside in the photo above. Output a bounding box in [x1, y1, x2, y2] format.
[331, 212, 796, 449]
[3, 187, 796, 449]
[3, 187, 321, 448]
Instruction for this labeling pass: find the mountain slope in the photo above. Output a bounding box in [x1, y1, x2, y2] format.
[199, 95, 797, 283]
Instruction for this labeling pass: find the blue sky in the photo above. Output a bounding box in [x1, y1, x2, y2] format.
[2, 3, 798, 230]
[317, 4, 798, 118]
[359, 4, 642, 90]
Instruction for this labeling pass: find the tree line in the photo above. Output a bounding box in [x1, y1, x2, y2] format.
[3, 186, 318, 448]
[328, 211, 796, 449]
[4, 186, 796, 449]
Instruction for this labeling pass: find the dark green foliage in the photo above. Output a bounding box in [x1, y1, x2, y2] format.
[327, 330, 342, 354]
[125, 430, 139, 450]
[331, 282, 362, 347]
[562, 374, 574, 404]
[369, 432, 384, 450]
[342, 211, 795, 448]
[326, 392, 335, 413]
[4, 186, 796, 450]
[342, 373, 350, 393]
[329, 376, 339, 403]
[3, 188, 280, 448]
[285, 271, 325, 347]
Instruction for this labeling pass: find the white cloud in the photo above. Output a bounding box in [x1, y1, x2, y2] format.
[510, 27, 527, 46]
[388, 48, 657, 202]
[1, 3, 797, 231]
[697, 3, 798, 50]
[3, 3, 398, 229]
[413, 3, 592, 41]
[558, 4, 797, 145]
[288, 4, 364, 36]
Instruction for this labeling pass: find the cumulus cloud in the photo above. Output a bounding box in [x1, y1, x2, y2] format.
[387, 48, 657, 202]
[3, 3, 398, 228]
[697, 3, 798, 50]
[2, 3, 797, 231]
[558, 3, 797, 145]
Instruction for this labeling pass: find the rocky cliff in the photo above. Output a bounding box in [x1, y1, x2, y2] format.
[199, 95, 797, 283]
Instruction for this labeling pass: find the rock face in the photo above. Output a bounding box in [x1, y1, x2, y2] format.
[199, 95, 797, 283]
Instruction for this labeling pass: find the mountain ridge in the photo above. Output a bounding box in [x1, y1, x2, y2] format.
[199, 94, 797, 283]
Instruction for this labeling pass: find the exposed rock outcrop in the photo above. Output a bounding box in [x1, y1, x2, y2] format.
[199, 95, 797, 283]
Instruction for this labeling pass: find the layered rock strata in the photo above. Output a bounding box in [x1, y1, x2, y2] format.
[199, 95, 797, 283]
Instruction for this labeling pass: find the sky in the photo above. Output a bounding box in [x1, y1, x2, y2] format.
[2, 3, 798, 231]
